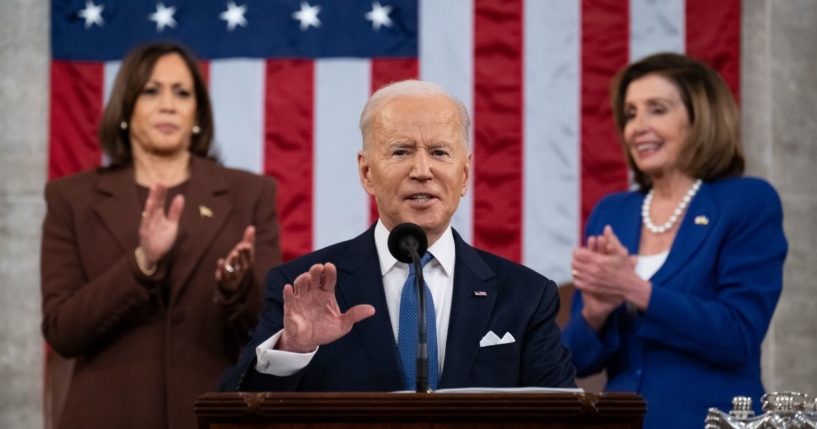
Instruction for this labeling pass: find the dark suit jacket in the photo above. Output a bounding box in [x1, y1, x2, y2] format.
[220, 226, 576, 391]
[562, 177, 787, 429]
[41, 156, 281, 429]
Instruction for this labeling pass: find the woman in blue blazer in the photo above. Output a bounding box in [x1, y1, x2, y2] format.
[561, 53, 787, 429]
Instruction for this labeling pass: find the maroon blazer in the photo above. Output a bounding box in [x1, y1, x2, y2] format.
[41, 156, 281, 429]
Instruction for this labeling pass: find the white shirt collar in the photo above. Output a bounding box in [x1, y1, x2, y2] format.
[374, 219, 455, 277]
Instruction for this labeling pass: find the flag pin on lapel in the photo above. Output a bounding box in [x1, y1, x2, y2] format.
[199, 205, 213, 218]
[694, 215, 709, 226]
[473, 291, 488, 297]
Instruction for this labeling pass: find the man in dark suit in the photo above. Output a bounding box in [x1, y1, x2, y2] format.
[220, 80, 576, 392]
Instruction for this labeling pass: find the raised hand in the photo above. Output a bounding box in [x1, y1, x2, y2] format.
[277, 263, 375, 353]
[215, 225, 256, 292]
[135, 184, 184, 274]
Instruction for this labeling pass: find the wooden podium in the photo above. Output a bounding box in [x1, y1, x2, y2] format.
[195, 391, 645, 429]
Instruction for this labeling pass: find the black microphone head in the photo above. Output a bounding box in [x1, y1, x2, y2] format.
[387, 223, 428, 263]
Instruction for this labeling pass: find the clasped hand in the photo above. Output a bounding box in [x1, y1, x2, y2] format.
[571, 225, 651, 331]
[277, 263, 375, 353]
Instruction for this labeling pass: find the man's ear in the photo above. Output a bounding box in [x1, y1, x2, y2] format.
[358, 151, 376, 196]
[460, 152, 472, 197]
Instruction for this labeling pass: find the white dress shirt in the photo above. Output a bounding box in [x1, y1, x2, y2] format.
[255, 220, 456, 377]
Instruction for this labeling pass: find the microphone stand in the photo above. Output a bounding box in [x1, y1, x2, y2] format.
[408, 246, 430, 393]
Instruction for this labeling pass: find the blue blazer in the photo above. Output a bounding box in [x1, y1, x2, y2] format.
[562, 177, 787, 429]
[221, 226, 576, 391]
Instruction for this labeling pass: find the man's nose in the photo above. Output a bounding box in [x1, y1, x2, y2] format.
[410, 151, 432, 179]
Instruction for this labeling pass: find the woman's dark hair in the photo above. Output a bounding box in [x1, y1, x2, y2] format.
[98, 42, 215, 167]
[611, 52, 744, 190]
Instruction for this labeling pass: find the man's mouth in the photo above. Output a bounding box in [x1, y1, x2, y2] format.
[406, 193, 435, 204]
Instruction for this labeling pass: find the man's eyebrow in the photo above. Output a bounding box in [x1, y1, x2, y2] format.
[387, 140, 414, 146]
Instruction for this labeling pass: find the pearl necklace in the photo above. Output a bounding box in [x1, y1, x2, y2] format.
[641, 179, 702, 234]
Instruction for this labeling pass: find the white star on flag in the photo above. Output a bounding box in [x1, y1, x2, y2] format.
[149, 2, 177, 33]
[220, 1, 248, 31]
[292, 2, 321, 31]
[365, 1, 393, 31]
[78, 0, 104, 29]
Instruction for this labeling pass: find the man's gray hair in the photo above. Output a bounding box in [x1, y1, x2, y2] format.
[359, 80, 471, 151]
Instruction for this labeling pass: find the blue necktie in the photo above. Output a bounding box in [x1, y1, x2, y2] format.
[397, 252, 438, 391]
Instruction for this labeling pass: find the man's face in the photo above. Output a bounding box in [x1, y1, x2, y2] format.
[358, 94, 470, 244]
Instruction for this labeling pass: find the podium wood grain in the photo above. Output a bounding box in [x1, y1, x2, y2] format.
[195, 392, 645, 429]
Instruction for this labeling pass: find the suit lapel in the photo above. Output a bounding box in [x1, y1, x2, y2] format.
[617, 196, 644, 255]
[334, 227, 404, 390]
[439, 230, 497, 389]
[94, 166, 141, 253]
[651, 182, 718, 285]
[170, 157, 232, 303]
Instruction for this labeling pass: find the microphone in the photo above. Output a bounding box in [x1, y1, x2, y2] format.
[387, 223, 428, 263]
[387, 223, 431, 393]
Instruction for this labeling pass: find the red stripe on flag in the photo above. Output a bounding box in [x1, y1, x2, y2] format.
[264, 60, 314, 261]
[197, 60, 210, 85]
[48, 61, 104, 179]
[686, 0, 741, 102]
[580, 0, 629, 232]
[368, 59, 420, 225]
[473, 0, 524, 262]
[371, 59, 418, 92]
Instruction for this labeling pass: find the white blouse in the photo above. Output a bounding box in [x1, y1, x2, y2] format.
[635, 251, 669, 280]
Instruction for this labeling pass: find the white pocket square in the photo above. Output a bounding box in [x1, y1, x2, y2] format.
[479, 331, 516, 347]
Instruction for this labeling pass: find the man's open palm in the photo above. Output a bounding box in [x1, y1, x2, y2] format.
[278, 263, 375, 353]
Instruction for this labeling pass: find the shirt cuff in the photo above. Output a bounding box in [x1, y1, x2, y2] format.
[254, 330, 318, 376]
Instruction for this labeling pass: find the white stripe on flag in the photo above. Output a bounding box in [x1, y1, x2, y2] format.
[419, 0, 474, 244]
[210, 59, 265, 174]
[103, 61, 120, 106]
[313, 59, 371, 249]
[523, 0, 580, 284]
[630, 0, 685, 61]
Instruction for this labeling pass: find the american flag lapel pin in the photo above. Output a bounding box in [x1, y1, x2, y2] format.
[199, 205, 214, 218]
[473, 291, 488, 297]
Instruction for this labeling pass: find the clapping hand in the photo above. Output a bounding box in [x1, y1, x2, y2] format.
[572, 226, 638, 295]
[215, 226, 256, 292]
[277, 263, 375, 353]
[135, 184, 185, 274]
[572, 225, 648, 331]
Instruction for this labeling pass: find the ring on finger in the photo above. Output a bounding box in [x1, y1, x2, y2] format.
[225, 263, 235, 274]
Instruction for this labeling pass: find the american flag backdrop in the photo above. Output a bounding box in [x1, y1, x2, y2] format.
[49, 0, 740, 285]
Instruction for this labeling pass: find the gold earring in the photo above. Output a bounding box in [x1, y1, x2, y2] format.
[120, 121, 128, 130]
[192, 125, 201, 134]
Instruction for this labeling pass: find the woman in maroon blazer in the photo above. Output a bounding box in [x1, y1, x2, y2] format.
[41, 42, 281, 429]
